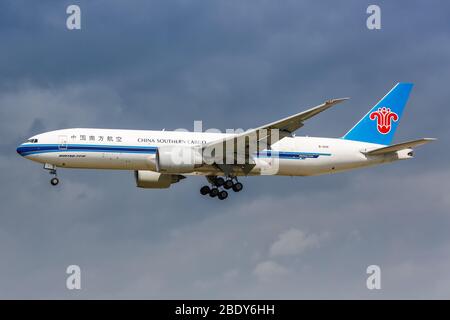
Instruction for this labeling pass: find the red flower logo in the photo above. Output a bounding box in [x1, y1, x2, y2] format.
[369, 107, 399, 134]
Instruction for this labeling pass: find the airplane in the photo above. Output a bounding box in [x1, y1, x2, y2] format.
[16, 83, 435, 200]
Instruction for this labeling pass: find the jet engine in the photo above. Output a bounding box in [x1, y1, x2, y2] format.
[134, 170, 185, 189]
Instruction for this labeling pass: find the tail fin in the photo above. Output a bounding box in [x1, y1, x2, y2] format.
[343, 83, 413, 145]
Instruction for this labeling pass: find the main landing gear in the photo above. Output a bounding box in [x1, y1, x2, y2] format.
[44, 163, 59, 186]
[200, 176, 243, 200]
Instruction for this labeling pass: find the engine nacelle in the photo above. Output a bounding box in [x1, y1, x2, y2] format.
[157, 146, 203, 173]
[134, 170, 185, 189]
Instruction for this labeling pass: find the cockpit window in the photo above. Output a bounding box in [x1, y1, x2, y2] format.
[26, 139, 38, 143]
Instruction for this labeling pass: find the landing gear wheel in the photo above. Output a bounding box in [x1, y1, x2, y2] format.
[209, 188, 219, 197]
[232, 182, 243, 192]
[200, 186, 211, 195]
[218, 190, 228, 200]
[223, 179, 234, 190]
[50, 177, 59, 186]
[215, 177, 225, 187]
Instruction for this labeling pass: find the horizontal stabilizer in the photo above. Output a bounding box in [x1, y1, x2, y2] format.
[364, 138, 436, 155]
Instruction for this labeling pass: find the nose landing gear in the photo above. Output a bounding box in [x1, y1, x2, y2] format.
[44, 163, 59, 186]
[50, 177, 59, 186]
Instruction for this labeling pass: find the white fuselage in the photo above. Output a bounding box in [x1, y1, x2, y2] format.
[16, 128, 411, 176]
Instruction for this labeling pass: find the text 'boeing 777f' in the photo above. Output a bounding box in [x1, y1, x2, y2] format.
[17, 83, 435, 200]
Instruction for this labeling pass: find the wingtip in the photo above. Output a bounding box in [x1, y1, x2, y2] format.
[326, 97, 350, 105]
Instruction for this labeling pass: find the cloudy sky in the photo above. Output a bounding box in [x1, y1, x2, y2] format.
[0, 0, 449, 299]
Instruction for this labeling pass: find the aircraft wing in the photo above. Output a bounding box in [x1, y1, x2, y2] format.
[201, 98, 349, 166]
[242, 97, 350, 138]
[363, 138, 436, 155]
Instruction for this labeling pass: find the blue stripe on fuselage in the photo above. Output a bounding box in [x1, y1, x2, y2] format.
[17, 144, 158, 157]
[257, 150, 331, 159]
[16, 143, 332, 159]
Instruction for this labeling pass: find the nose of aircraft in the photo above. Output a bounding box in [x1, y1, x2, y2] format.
[16, 143, 25, 157]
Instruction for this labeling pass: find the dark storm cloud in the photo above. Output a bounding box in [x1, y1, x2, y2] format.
[0, 0, 449, 298]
